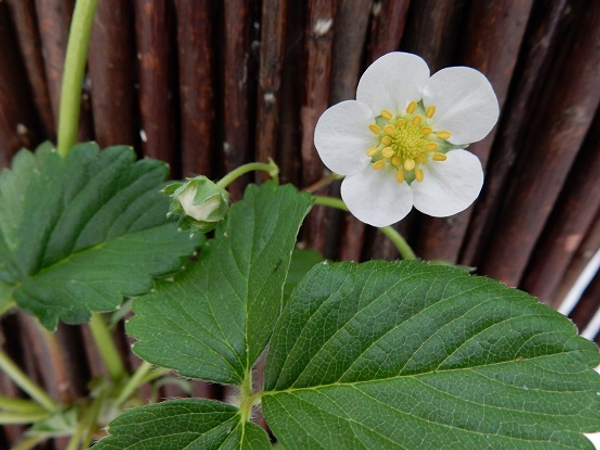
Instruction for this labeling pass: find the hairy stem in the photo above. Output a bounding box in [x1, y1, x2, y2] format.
[238, 369, 254, 423]
[0, 395, 48, 414]
[302, 173, 343, 193]
[312, 195, 417, 260]
[0, 350, 59, 412]
[57, 0, 99, 156]
[216, 161, 279, 189]
[0, 410, 50, 424]
[114, 361, 153, 409]
[10, 435, 47, 450]
[378, 225, 417, 261]
[89, 313, 126, 382]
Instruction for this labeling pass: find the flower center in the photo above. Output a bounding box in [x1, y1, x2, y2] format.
[366, 101, 452, 184]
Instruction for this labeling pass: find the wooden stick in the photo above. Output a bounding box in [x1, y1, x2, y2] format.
[0, 3, 41, 164]
[6, 0, 55, 137]
[415, 0, 533, 263]
[88, 0, 137, 148]
[133, 0, 178, 173]
[480, 1, 600, 286]
[255, 0, 287, 185]
[223, 0, 252, 198]
[460, 0, 570, 267]
[176, 0, 215, 178]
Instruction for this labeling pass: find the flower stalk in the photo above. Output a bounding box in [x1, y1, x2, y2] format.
[312, 195, 417, 260]
[216, 160, 279, 189]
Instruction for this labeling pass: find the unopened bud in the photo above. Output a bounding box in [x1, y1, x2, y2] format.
[163, 176, 229, 233]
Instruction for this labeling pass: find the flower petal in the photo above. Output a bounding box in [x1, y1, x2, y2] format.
[423, 67, 499, 145]
[341, 167, 414, 227]
[314, 100, 376, 175]
[357, 52, 430, 116]
[412, 149, 483, 217]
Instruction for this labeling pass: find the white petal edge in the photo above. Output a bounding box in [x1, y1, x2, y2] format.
[314, 100, 376, 176]
[412, 149, 483, 217]
[356, 52, 430, 116]
[423, 67, 499, 145]
[341, 167, 414, 227]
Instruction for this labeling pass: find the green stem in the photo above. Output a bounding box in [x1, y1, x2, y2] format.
[0, 410, 50, 424]
[138, 366, 171, 385]
[238, 369, 254, 423]
[312, 195, 417, 260]
[113, 361, 153, 409]
[379, 225, 417, 261]
[89, 313, 126, 382]
[0, 351, 59, 412]
[302, 173, 343, 193]
[79, 390, 106, 450]
[312, 195, 348, 212]
[10, 435, 47, 450]
[216, 161, 279, 189]
[57, 0, 99, 157]
[0, 396, 48, 414]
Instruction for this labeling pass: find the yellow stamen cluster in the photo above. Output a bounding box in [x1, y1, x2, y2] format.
[366, 101, 452, 183]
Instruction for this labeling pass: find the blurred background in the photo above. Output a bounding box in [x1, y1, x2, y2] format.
[0, 0, 599, 447]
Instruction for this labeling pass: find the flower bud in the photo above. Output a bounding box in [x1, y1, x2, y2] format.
[163, 176, 229, 233]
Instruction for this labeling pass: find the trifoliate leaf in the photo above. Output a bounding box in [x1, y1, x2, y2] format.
[93, 399, 270, 450]
[0, 143, 201, 329]
[263, 261, 600, 449]
[128, 183, 313, 385]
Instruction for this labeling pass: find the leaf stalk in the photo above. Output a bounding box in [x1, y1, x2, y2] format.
[0, 350, 59, 412]
[57, 0, 99, 157]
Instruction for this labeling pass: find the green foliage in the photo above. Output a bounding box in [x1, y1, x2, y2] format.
[93, 399, 270, 450]
[263, 261, 600, 449]
[283, 248, 325, 304]
[128, 183, 313, 385]
[0, 143, 201, 329]
[98, 186, 600, 449]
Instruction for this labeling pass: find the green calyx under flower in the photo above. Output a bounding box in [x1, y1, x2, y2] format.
[366, 100, 456, 184]
[163, 176, 230, 233]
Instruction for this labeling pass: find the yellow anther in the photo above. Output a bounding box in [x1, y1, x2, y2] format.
[404, 159, 415, 171]
[383, 124, 396, 135]
[421, 126, 433, 136]
[432, 152, 447, 161]
[395, 170, 405, 183]
[369, 124, 381, 134]
[425, 142, 439, 152]
[406, 101, 417, 115]
[366, 146, 379, 157]
[392, 156, 402, 166]
[396, 119, 405, 128]
[411, 115, 422, 126]
[437, 130, 452, 140]
[381, 147, 394, 158]
[425, 105, 436, 118]
[373, 160, 386, 170]
[381, 109, 393, 120]
[381, 136, 392, 145]
[416, 154, 427, 164]
[415, 168, 424, 182]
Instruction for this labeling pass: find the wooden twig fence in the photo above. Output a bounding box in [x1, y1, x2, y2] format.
[0, 0, 599, 447]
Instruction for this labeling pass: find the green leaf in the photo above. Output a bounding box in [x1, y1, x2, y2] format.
[128, 183, 313, 385]
[283, 248, 325, 303]
[0, 143, 201, 329]
[93, 399, 270, 450]
[263, 261, 600, 449]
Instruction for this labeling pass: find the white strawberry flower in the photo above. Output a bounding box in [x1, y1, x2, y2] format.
[314, 52, 499, 227]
